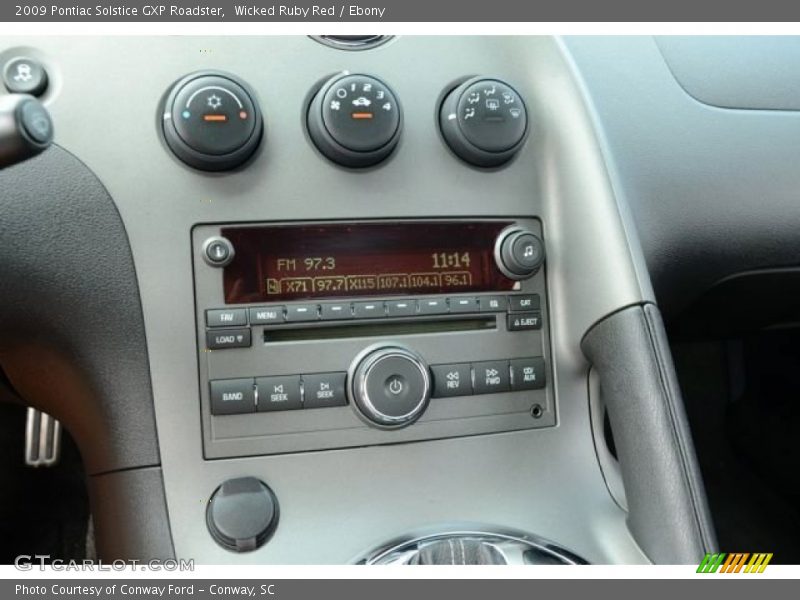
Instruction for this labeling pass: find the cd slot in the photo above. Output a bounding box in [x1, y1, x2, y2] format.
[262, 315, 496, 343]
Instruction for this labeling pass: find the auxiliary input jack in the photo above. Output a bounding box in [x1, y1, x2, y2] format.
[530, 404, 544, 419]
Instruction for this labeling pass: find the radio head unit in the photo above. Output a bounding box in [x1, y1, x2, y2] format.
[192, 218, 553, 459]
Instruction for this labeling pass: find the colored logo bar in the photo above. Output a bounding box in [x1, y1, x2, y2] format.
[697, 553, 773, 573]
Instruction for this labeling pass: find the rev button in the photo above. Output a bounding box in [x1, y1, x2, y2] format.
[431, 363, 473, 398]
[206, 328, 252, 349]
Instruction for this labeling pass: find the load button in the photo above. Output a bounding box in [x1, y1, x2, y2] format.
[206, 328, 252, 349]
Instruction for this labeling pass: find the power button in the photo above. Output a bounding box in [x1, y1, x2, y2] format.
[350, 346, 431, 429]
[387, 377, 405, 396]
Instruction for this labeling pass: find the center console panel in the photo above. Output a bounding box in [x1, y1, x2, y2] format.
[193, 218, 553, 459]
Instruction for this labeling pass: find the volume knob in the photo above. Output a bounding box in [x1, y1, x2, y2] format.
[494, 227, 545, 280]
[349, 345, 431, 429]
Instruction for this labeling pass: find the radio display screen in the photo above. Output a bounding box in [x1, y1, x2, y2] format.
[220, 221, 517, 304]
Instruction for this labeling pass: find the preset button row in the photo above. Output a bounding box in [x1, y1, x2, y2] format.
[206, 293, 541, 327]
[210, 372, 347, 416]
[430, 357, 546, 398]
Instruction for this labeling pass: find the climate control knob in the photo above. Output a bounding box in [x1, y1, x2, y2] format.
[307, 73, 402, 168]
[494, 226, 545, 280]
[161, 71, 263, 171]
[349, 345, 431, 429]
[439, 76, 528, 167]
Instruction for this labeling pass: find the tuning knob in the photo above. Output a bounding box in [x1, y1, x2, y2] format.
[494, 226, 545, 280]
[349, 345, 431, 429]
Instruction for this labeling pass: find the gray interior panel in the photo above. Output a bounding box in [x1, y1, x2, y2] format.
[0, 35, 674, 564]
[0, 146, 159, 475]
[564, 35, 800, 317]
[656, 36, 800, 110]
[582, 304, 716, 563]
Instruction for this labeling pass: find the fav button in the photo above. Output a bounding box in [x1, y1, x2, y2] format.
[256, 376, 302, 411]
[210, 379, 255, 415]
[302, 373, 347, 408]
[206, 308, 247, 327]
[206, 328, 251, 349]
[472, 360, 511, 394]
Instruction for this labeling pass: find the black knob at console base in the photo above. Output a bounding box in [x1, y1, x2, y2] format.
[206, 477, 279, 552]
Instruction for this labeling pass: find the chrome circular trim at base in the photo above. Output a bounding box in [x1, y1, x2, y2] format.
[355, 526, 589, 565]
[311, 36, 394, 51]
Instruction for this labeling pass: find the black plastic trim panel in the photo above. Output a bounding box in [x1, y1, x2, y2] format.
[581, 303, 717, 564]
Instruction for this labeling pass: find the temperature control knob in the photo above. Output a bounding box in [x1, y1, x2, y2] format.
[162, 71, 263, 171]
[307, 73, 402, 168]
[349, 345, 431, 429]
[439, 77, 528, 168]
[494, 227, 545, 280]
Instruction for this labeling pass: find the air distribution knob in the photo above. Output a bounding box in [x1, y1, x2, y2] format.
[494, 226, 545, 280]
[307, 73, 402, 168]
[161, 71, 263, 171]
[439, 76, 528, 167]
[349, 345, 431, 429]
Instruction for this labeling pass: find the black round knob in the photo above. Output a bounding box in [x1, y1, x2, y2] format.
[162, 71, 263, 171]
[439, 77, 528, 167]
[349, 345, 431, 428]
[307, 73, 402, 168]
[206, 477, 279, 552]
[202, 236, 235, 268]
[495, 227, 545, 280]
[3, 57, 48, 97]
